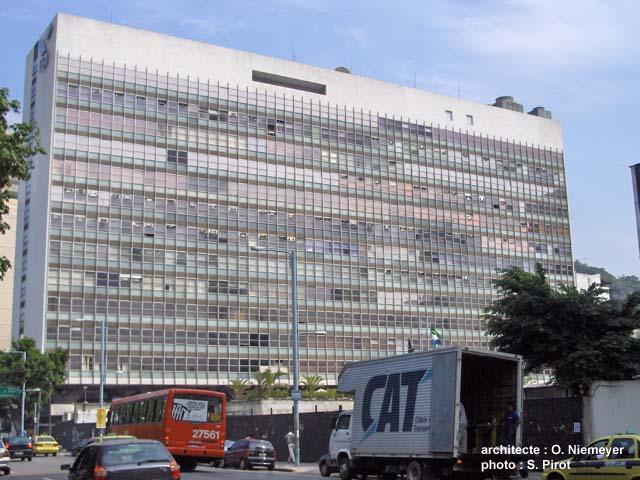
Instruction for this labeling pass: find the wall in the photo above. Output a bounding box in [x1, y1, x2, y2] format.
[582, 380, 640, 442]
[226, 410, 341, 463]
[228, 399, 353, 416]
[0, 195, 18, 350]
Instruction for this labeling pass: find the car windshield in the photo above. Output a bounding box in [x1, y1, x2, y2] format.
[250, 440, 273, 448]
[8, 437, 29, 443]
[37, 437, 55, 442]
[101, 443, 171, 467]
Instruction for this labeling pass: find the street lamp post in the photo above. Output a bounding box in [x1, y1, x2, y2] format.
[98, 316, 106, 436]
[9, 350, 26, 436]
[251, 246, 300, 465]
[25, 388, 41, 436]
[75, 318, 106, 435]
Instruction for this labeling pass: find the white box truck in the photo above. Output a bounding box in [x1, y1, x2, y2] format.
[331, 347, 524, 480]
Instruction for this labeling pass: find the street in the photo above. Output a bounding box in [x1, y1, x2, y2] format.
[3, 454, 320, 479]
[3, 454, 543, 480]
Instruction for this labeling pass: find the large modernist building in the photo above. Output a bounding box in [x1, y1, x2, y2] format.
[15, 14, 573, 395]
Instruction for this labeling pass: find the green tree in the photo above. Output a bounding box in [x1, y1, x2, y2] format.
[0, 88, 45, 280]
[485, 264, 640, 393]
[228, 378, 250, 401]
[301, 374, 324, 396]
[252, 369, 285, 399]
[0, 338, 68, 432]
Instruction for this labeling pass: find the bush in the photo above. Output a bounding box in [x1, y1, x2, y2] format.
[272, 388, 290, 399]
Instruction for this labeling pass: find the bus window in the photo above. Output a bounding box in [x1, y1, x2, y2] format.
[171, 393, 222, 423]
[145, 399, 155, 423]
[155, 396, 166, 423]
[123, 403, 132, 424]
[139, 400, 148, 423]
[131, 401, 140, 423]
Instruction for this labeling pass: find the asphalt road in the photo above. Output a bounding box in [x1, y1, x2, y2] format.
[4, 454, 544, 480]
[2, 454, 319, 479]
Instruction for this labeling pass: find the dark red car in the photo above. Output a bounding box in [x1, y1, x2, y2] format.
[224, 439, 276, 470]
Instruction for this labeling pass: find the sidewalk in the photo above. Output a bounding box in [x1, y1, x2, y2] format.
[277, 461, 319, 475]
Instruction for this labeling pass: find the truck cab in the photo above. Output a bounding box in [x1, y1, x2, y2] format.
[330, 411, 353, 462]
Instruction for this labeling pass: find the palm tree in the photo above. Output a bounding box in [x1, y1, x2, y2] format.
[229, 378, 250, 400]
[302, 374, 324, 396]
[252, 369, 285, 398]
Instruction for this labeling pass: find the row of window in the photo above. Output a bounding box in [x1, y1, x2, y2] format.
[49, 211, 572, 260]
[53, 183, 570, 247]
[55, 68, 564, 168]
[110, 396, 166, 425]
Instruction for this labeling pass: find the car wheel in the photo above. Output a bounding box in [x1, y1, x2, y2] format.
[240, 458, 248, 470]
[268, 463, 275, 471]
[339, 456, 352, 480]
[21, 458, 25, 462]
[320, 460, 331, 477]
[28, 456, 32, 462]
[53, 453, 57, 457]
[45, 453, 49, 457]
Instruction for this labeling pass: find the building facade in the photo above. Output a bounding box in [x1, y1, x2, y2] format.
[15, 14, 573, 393]
[0, 182, 19, 351]
[575, 272, 610, 300]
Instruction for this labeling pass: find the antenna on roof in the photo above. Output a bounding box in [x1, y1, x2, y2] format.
[292, 42, 296, 62]
[457, 81, 461, 99]
[413, 72, 417, 89]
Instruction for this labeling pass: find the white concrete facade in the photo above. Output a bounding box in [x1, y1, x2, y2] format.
[575, 272, 610, 300]
[53, 14, 563, 149]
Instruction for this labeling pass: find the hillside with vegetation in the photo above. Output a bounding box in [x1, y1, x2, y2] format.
[574, 260, 640, 301]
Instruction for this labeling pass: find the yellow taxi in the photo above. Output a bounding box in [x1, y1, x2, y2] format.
[32, 435, 60, 456]
[542, 434, 640, 480]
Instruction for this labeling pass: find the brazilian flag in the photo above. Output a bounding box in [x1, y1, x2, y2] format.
[430, 325, 443, 347]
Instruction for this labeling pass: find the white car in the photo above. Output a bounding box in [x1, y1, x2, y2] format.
[0, 444, 10, 476]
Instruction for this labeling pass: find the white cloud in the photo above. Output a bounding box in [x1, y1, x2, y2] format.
[430, 0, 640, 72]
[335, 25, 368, 47]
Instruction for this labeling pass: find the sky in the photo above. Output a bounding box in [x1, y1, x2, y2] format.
[1, 0, 639, 276]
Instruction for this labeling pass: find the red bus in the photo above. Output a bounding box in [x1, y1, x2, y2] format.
[108, 388, 226, 471]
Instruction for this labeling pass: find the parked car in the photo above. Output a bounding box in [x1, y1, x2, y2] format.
[1, 436, 32, 461]
[542, 434, 640, 480]
[0, 444, 10, 476]
[70, 434, 135, 456]
[319, 452, 338, 477]
[33, 435, 61, 456]
[61, 439, 180, 479]
[211, 440, 235, 468]
[224, 439, 276, 470]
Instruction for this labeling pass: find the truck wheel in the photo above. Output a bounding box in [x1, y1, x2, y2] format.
[339, 456, 352, 480]
[240, 458, 249, 470]
[320, 460, 332, 477]
[406, 461, 423, 480]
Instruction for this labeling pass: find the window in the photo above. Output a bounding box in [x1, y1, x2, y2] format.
[82, 355, 94, 371]
[336, 414, 351, 430]
[171, 393, 222, 422]
[252, 70, 327, 95]
[466, 114, 474, 125]
[445, 110, 453, 122]
[610, 437, 636, 459]
[578, 439, 610, 461]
